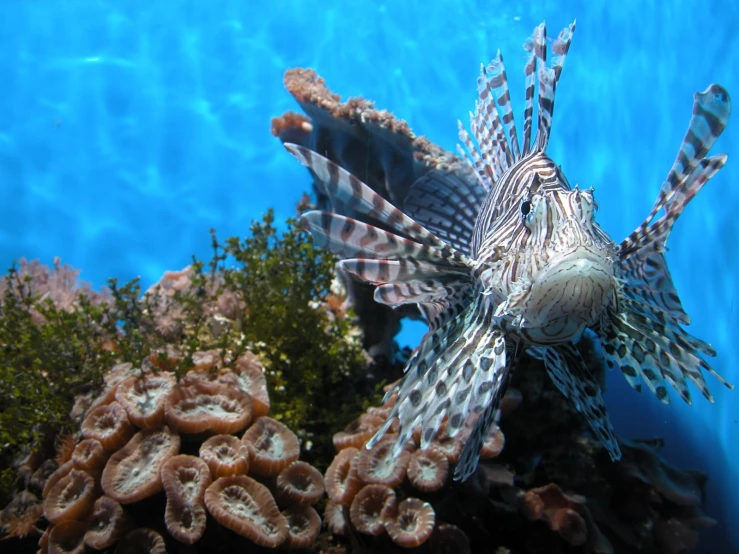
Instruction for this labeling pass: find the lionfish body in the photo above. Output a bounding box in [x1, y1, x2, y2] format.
[286, 21, 733, 480]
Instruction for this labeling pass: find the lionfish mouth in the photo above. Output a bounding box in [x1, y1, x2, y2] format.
[514, 246, 615, 334]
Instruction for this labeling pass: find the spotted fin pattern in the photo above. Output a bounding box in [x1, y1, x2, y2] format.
[532, 344, 620, 458]
[366, 298, 511, 483]
[609, 84, 734, 403]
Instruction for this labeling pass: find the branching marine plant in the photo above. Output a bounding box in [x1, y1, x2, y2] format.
[0, 211, 376, 507]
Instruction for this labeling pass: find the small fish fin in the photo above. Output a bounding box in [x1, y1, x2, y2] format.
[604, 310, 733, 405]
[550, 20, 576, 84]
[458, 21, 575, 183]
[418, 285, 476, 331]
[454, 398, 499, 481]
[619, 85, 729, 260]
[285, 143, 459, 256]
[485, 51, 521, 161]
[618, 247, 690, 325]
[659, 84, 730, 210]
[373, 283, 450, 308]
[539, 344, 621, 460]
[403, 166, 487, 256]
[535, 67, 556, 152]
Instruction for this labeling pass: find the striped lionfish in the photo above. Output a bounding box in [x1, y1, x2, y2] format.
[284, 21, 733, 480]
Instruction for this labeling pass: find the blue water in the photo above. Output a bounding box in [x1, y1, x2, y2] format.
[1, 0, 737, 549]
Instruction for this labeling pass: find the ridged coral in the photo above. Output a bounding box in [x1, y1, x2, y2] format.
[23, 352, 327, 553]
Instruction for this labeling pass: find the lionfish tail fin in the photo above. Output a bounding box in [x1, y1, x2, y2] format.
[459, 21, 575, 187]
[609, 84, 733, 404]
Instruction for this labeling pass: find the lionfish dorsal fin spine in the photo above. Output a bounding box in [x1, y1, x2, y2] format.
[461, 20, 575, 189]
[486, 51, 520, 160]
[521, 23, 545, 155]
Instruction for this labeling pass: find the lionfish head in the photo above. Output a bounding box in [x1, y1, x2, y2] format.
[499, 184, 617, 341]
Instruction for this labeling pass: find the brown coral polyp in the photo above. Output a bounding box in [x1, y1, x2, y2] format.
[81, 401, 135, 450]
[199, 434, 250, 478]
[161, 454, 212, 544]
[71, 438, 108, 472]
[48, 519, 87, 554]
[204, 475, 288, 547]
[84, 496, 133, 550]
[349, 484, 396, 536]
[325, 447, 361, 505]
[101, 426, 181, 504]
[480, 424, 505, 459]
[333, 414, 384, 450]
[519, 483, 589, 547]
[114, 528, 167, 553]
[166, 381, 253, 435]
[323, 500, 349, 536]
[407, 446, 449, 492]
[229, 352, 271, 418]
[242, 416, 300, 477]
[275, 461, 325, 506]
[430, 522, 471, 554]
[282, 503, 321, 548]
[42, 461, 73, 500]
[356, 437, 410, 487]
[43, 469, 96, 524]
[386, 497, 436, 548]
[115, 373, 176, 428]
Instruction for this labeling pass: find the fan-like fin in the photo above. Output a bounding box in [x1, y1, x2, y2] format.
[300, 211, 467, 266]
[536, 344, 621, 460]
[367, 299, 510, 485]
[402, 166, 487, 256]
[619, 155, 727, 260]
[286, 143, 463, 259]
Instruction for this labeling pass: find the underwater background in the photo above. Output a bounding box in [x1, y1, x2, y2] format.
[1, 0, 736, 551]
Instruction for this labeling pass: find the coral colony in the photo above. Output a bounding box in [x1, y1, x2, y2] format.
[0, 23, 730, 554]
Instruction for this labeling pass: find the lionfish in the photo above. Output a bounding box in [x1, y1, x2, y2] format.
[284, 21, 733, 480]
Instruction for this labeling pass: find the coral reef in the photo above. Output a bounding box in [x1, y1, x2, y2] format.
[0, 215, 375, 553]
[29, 357, 327, 552]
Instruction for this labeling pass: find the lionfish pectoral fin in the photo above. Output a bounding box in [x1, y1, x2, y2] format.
[367, 299, 510, 482]
[453, 330, 510, 481]
[659, 84, 730, 211]
[403, 166, 487, 256]
[611, 84, 733, 404]
[538, 343, 621, 461]
[286, 143, 467, 261]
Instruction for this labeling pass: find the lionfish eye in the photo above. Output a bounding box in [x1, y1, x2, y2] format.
[521, 200, 532, 216]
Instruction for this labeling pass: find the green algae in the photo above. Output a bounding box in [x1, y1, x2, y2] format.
[0, 212, 376, 507]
